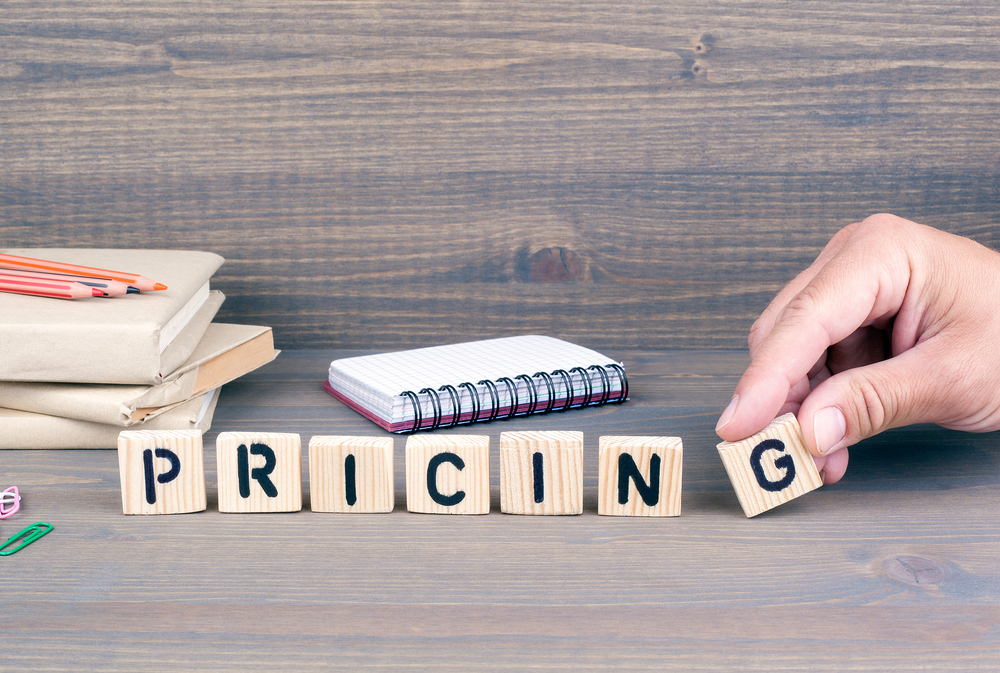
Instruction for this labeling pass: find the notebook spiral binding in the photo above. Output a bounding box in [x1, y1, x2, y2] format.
[399, 363, 628, 433]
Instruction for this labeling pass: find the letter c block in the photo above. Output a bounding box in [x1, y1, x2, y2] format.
[405, 435, 490, 514]
[716, 413, 823, 517]
[216, 432, 302, 513]
[117, 429, 207, 515]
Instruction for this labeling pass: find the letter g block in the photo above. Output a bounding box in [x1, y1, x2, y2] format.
[716, 413, 823, 517]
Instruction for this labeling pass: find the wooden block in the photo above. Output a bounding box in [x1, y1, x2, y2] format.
[716, 413, 823, 517]
[216, 432, 302, 513]
[117, 429, 207, 515]
[499, 431, 583, 515]
[309, 436, 394, 513]
[598, 436, 682, 517]
[405, 434, 490, 514]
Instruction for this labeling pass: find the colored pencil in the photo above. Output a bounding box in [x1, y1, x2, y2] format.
[0, 268, 135, 297]
[0, 274, 104, 300]
[0, 253, 167, 292]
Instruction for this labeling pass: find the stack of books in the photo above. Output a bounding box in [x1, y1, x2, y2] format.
[0, 249, 278, 448]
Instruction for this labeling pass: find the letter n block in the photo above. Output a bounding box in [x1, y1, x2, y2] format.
[499, 431, 583, 515]
[309, 436, 394, 513]
[598, 436, 682, 517]
[716, 413, 823, 517]
[405, 435, 489, 514]
[117, 429, 207, 515]
[216, 432, 302, 513]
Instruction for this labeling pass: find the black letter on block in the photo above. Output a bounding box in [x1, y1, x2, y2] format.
[142, 448, 181, 505]
[532, 452, 545, 503]
[237, 443, 279, 498]
[427, 452, 466, 507]
[618, 453, 661, 506]
[750, 439, 796, 492]
[344, 454, 358, 506]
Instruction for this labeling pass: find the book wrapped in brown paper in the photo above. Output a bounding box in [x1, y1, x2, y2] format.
[0, 389, 220, 449]
[0, 248, 225, 384]
[0, 323, 277, 426]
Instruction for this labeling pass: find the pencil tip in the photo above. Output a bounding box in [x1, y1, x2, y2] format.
[153, 283, 168, 291]
[126, 286, 140, 294]
[91, 288, 103, 296]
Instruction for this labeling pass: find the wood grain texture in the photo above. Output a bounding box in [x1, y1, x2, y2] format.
[308, 435, 394, 513]
[6, 350, 1000, 669]
[215, 431, 302, 513]
[2, 2, 998, 350]
[598, 435, 683, 516]
[717, 412, 823, 517]
[405, 433, 490, 514]
[499, 430, 584, 515]
[116, 429, 206, 515]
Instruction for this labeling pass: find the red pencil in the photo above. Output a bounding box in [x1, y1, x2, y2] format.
[0, 268, 135, 297]
[0, 273, 104, 300]
[0, 253, 167, 292]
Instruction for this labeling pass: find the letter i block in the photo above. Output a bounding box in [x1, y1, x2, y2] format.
[309, 436, 395, 513]
[216, 432, 302, 513]
[405, 435, 490, 514]
[716, 413, 823, 517]
[598, 436, 682, 517]
[499, 431, 583, 515]
[118, 429, 207, 515]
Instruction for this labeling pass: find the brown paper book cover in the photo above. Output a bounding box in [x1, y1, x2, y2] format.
[0, 389, 220, 449]
[0, 323, 278, 426]
[0, 248, 225, 384]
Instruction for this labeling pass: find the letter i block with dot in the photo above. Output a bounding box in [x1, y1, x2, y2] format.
[216, 432, 302, 513]
[500, 431, 583, 515]
[598, 436, 683, 517]
[716, 413, 823, 518]
[309, 436, 395, 513]
[118, 429, 207, 515]
[405, 435, 490, 514]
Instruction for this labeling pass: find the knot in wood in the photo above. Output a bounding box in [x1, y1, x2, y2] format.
[881, 556, 946, 586]
[526, 247, 585, 283]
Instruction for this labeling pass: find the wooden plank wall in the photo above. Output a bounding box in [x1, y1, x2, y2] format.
[1, 1, 997, 350]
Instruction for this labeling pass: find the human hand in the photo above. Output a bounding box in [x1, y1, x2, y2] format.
[715, 213, 1000, 484]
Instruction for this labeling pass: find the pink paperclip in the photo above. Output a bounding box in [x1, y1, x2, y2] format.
[0, 486, 20, 519]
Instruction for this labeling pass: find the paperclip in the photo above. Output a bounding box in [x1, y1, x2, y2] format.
[0, 522, 53, 556]
[0, 486, 20, 519]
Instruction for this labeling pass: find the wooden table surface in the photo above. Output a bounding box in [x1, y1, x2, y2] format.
[3, 349, 1000, 671]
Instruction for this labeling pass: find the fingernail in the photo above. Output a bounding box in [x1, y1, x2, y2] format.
[716, 395, 739, 432]
[813, 406, 846, 455]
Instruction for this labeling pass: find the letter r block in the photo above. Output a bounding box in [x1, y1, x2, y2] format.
[716, 413, 823, 517]
[500, 431, 583, 515]
[216, 432, 302, 513]
[405, 435, 490, 514]
[117, 429, 206, 515]
[309, 436, 395, 513]
[598, 436, 682, 517]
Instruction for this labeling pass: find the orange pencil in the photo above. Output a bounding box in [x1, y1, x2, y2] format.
[0, 273, 104, 300]
[0, 268, 135, 297]
[0, 253, 167, 292]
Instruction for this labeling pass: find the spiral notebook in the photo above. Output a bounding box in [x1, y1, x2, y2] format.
[323, 335, 629, 433]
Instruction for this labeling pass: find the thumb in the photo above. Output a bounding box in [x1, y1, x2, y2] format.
[798, 345, 942, 456]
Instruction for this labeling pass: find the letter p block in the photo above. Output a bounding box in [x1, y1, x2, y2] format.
[118, 429, 207, 515]
[716, 413, 823, 517]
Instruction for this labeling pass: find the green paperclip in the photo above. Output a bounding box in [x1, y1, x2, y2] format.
[0, 522, 53, 556]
